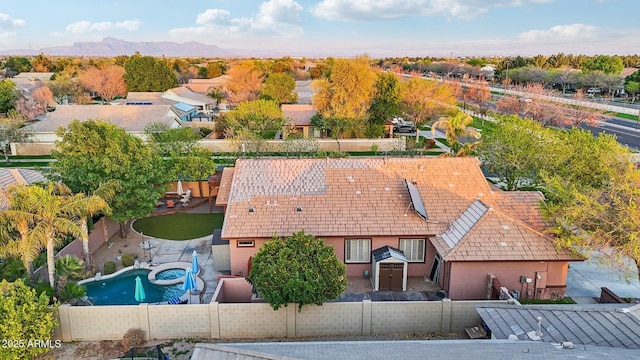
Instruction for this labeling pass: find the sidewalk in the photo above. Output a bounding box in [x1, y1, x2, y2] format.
[566, 257, 640, 304]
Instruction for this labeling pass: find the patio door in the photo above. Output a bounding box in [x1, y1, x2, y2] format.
[429, 254, 441, 284]
[379, 263, 404, 291]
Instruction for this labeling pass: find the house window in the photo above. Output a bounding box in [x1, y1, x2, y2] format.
[237, 240, 255, 247]
[399, 238, 425, 262]
[345, 239, 370, 263]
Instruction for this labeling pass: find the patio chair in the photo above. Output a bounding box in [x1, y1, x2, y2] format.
[179, 189, 191, 206]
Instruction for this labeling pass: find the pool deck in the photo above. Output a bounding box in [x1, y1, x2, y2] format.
[91, 201, 223, 304]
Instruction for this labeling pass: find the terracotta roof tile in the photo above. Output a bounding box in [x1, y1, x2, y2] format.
[215, 168, 235, 206]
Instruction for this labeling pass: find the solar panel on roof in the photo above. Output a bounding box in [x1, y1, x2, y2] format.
[405, 179, 427, 220]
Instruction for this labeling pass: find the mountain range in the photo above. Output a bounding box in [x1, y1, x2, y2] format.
[0, 37, 286, 58]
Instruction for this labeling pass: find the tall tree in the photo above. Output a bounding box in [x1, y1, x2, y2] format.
[249, 230, 346, 312]
[312, 56, 376, 120]
[78, 65, 127, 104]
[223, 99, 284, 139]
[0, 207, 40, 284]
[5, 182, 108, 288]
[77, 180, 118, 268]
[144, 123, 202, 157]
[400, 77, 456, 134]
[0, 78, 18, 114]
[50, 120, 166, 238]
[581, 55, 624, 75]
[15, 85, 53, 120]
[367, 72, 401, 138]
[225, 61, 264, 106]
[31, 53, 52, 72]
[3, 57, 31, 77]
[167, 146, 217, 198]
[124, 54, 178, 92]
[259, 73, 298, 105]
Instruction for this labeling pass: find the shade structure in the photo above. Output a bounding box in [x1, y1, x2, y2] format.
[134, 276, 146, 302]
[182, 268, 198, 294]
[176, 180, 184, 196]
[191, 250, 200, 275]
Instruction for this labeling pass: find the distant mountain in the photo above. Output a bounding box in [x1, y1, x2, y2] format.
[0, 37, 240, 57]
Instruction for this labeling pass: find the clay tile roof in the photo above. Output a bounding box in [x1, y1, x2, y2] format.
[282, 104, 316, 126]
[221, 157, 505, 239]
[432, 201, 575, 262]
[215, 168, 235, 206]
[28, 105, 178, 132]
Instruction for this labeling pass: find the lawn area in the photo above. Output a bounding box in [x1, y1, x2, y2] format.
[132, 213, 224, 240]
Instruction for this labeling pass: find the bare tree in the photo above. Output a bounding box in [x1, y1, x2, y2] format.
[77, 65, 127, 104]
[15, 85, 53, 120]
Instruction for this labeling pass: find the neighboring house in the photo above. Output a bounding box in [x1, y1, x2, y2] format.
[216, 157, 578, 300]
[25, 104, 181, 142]
[0, 168, 46, 209]
[282, 104, 317, 138]
[115, 92, 205, 123]
[183, 76, 230, 95]
[477, 303, 640, 349]
[161, 87, 217, 115]
[10, 72, 54, 95]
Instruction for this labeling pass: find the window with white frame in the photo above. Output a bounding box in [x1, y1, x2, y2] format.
[345, 239, 371, 263]
[237, 240, 255, 247]
[399, 238, 425, 262]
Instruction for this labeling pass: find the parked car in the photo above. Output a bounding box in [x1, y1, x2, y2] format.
[394, 123, 416, 133]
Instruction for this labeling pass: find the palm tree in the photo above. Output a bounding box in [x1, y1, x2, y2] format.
[431, 111, 479, 155]
[6, 182, 109, 288]
[77, 180, 118, 268]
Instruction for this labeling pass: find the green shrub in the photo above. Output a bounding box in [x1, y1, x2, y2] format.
[121, 253, 136, 267]
[103, 261, 116, 275]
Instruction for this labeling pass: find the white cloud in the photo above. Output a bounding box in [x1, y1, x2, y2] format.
[170, 0, 303, 42]
[518, 24, 600, 43]
[310, 0, 554, 21]
[65, 20, 140, 34]
[0, 13, 25, 28]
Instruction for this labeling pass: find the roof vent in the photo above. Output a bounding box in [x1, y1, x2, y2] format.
[411, 179, 417, 185]
[419, 165, 424, 171]
[355, 190, 361, 195]
[248, 206, 255, 213]
[296, 206, 302, 212]
[502, 225, 510, 230]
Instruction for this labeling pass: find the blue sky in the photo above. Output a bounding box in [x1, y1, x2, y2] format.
[0, 0, 638, 57]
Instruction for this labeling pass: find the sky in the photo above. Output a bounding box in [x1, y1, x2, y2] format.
[0, 0, 638, 57]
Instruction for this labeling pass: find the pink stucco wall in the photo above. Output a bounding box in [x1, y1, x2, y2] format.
[446, 261, 569, 300]
[228, 235, 430, 278]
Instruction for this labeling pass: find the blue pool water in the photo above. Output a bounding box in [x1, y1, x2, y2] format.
[156, 268, 186, 280]
[84, 269, 184, 305]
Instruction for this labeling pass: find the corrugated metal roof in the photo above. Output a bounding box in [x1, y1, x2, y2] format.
[477, 304, 640, 349]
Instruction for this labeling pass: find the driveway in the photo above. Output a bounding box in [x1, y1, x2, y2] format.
[566, 257, 640, 303]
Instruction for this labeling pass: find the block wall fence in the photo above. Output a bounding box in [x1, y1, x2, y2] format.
[53, 299, 507, 341]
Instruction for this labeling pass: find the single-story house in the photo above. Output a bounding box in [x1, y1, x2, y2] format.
[216, 157, 578, 300]
[183, 76, 230, 95]
[161, 87, 217, 114]
[282, 104, 317, 138]
[25, 104, 182, 142]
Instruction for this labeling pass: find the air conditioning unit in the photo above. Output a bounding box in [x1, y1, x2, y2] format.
[509, 290, 520, 300]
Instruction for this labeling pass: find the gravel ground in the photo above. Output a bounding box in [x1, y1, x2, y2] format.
[36, 333, 465, 360]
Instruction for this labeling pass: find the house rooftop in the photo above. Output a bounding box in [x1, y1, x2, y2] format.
[27, 104, 179, 132]
[477, 303, 640, 349]
[0, 168, 46, 209]
[282, 104, 316, 126]
[220, 158, 552, 247]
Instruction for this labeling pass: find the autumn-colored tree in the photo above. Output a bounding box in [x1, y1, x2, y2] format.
[206, 61, 226, 78]
[225, 61, 264, 106]
[31, 53, 52, 72]
[399, 78, 456, 132]
[312, 57, 376, 120]
[15, 85, 53, 120]
[467, 81, 491, 108]
[78, 65, 126, 104]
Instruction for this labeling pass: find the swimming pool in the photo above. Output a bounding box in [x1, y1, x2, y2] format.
[83, 269, 184, 305]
